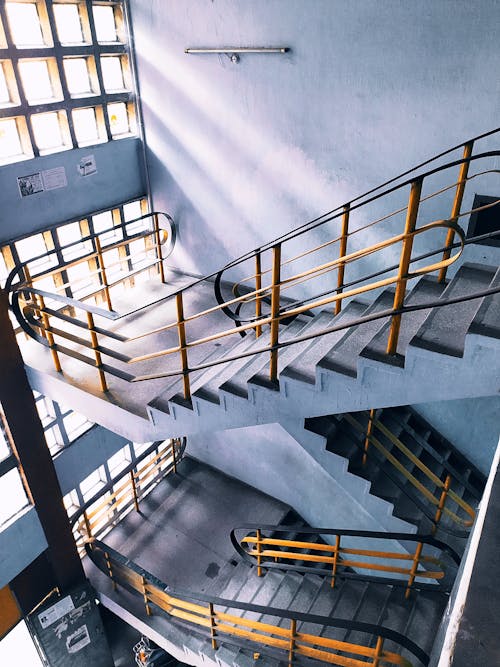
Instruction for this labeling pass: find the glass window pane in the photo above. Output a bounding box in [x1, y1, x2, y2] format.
[72, 107, 99, 145]
[100, 56, 124, 92]
[92, 5, 117, 42]
[19, 60, 54, 104]
[124, 200, 143, 222]
[63, 58, 92, 96]
[5, 2, 44, 48]
[53, 4, 84, 44]
[0, 118, 22, 160]
[92, 210, 123, 246]
[0, 468, 29, 526]
[107, 102, 129, 136]
[31, 112, 65, 151]
[0, 64, 10, 104]
[80, 465, 106, 502]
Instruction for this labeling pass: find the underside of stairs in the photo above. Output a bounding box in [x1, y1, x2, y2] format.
[22, 262, 500, 441]
[85, 459, 453, 667]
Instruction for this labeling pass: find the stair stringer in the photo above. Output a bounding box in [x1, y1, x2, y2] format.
[281, 418, 416, 539]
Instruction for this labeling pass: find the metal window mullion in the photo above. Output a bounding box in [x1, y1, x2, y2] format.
[7, 54, 40, 157]
[0, 453, 18, 477]
[85, 0, 113, 140]
[44, 1, 79, 148]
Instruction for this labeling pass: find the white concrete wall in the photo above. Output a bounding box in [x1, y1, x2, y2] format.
[130, 0, 500, 279]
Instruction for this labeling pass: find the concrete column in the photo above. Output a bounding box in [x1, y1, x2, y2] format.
[0, 289, 84, 590]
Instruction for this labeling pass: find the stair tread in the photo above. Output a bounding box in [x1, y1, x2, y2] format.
[361, 276, 446, 366]
[280, 300, 367, 383]
[318, 290, 396, 377]
[249, 311, 338, 390]
[219, 318, 308, 398]
[410, 263, 496, 357]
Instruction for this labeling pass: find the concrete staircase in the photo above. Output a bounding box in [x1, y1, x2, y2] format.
[25, 263, 500, 442]
[304, 406, 486, 556]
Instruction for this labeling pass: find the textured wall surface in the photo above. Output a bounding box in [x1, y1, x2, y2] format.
[130, 0, 500, 279]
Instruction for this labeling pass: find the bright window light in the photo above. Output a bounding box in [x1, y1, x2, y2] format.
[0, 424, 10, 462]
[31, 112, 66, 151]
[72, 106, 101, 145]
[124, 200, 143, 222]
[5, 2, 45, 47]
[0, 467, 29, 526]
[53, 3, 84, 44]
[107, 102, 129, 136]
[92, 5, 117, 42]
[80, 465, 106, 503]
[63, 58, 92, 96]
[0, 118, 23, 160]
[100, 56, 124, 91]
[19, 60, 55, 104]
[0, 64, 10, 104]
[0, 621, 44, 667]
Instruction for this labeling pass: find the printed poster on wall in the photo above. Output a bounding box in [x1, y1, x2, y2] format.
[17, 172, 44, 198]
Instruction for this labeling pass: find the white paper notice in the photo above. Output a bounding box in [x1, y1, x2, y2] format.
[42, 166, 67, 191]
[66, 624, 91, 654]
[38, 596, 75, 629]
[18, 172, 43, 197]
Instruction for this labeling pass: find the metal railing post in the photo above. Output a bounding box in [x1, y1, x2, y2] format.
[363, 409, 376, 465]
[37, 294, 62, 372]
[154, 213, 166, 284]
[386, 178, 423, 355]
[433, 474, 452, 532]
[335, 203, 350, 315]
[331, 534, 341, 588]
[141, 576, 151, 615]
[255, 251, 263, 338]
[175, 292, 191, 400]
[256, 529, 263, 577]
[130, 470, 139, 512]
[171, 439, 178, 474]
[372, 636, 384, 667]
[209, 602, 218, 649]
[86, 311, 108, 392]
[438, 141, 474, 283]
[269, 244, 282, 381]
[104, 551, 117, 590]
[288, 618, 296, 667]
[94, 236, 113, 311]
[405, 541, 424, 599]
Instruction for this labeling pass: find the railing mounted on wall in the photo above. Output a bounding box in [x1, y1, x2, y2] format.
[231, 524, 460, 599]
[5, 128, 500, 401]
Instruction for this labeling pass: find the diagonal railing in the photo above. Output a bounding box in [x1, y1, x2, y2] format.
[231, 525, 460, 599]
[86, 537, 431, 666]
[5, 129, 500, 398]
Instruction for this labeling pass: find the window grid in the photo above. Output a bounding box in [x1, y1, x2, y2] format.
[0, 1, 136, 162]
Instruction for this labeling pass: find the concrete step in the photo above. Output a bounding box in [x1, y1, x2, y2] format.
[468, 265, 500, 339]
[280, 299, 367, 384]
[360, 276, 446, 367]
[410, 263, 496, 357]
[317, 289, 396, 377]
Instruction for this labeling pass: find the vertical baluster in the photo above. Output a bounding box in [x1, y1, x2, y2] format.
[171, 438, 178, 474]
[256, 529, 263, 577]
[104, 551, 116, 590]
[86, 311, 108, 392]
[331, 534, 341, 588]
[37, 294, 62, 372]
[154, 213, 166, 284]
[288, 618, 296, 667]
[438, 141, 474, 283]
[130, 470, 139, 512]
[405, 541, 424, 599]
[433, 474, 451, 533]
[209, 602, 218, 649]
[176, 292, 191, 400]
[386, 178, 423, 355]
[269, 244, 282, 381]
[363, 409, 376, 465]
[141, 576, 151, 615]
[83, 511, 92, 538]
[335, 203, 350, 315]
[255, 251, 262, 338]
[94, 236, 113, 311]
[372, 636, 384, 667]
